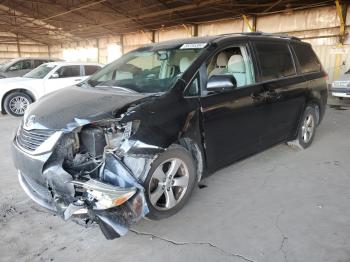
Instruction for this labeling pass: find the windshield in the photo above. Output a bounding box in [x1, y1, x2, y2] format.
[88, 47, 203, 93]
[23, 64, 56, 79]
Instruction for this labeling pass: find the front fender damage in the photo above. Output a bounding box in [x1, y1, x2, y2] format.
[64, 152, 149, 239]
[40, 118, 163, 239]
[22, 89, 202, 239]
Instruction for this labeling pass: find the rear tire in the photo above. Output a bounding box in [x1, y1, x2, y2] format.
[144, 145, 197, 220]
[287, 105, 317, 150]
[4, 92, 32, 117]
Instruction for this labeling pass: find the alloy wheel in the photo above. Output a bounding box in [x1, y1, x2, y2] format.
[148, 158, 190, 210]
[301, 113, 315, 143]
[9, 96, 29, 115]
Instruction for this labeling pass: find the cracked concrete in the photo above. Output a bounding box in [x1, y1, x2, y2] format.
[275, 211, 289, 262]
[129, 229, 256, 262]
[1, 107, 350, 262]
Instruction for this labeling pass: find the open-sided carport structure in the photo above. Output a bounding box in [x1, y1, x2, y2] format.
[0, 1, 347, 80]
[0, 0, 340, 45]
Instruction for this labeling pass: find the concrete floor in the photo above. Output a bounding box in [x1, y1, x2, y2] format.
[1, 108, 350, 262]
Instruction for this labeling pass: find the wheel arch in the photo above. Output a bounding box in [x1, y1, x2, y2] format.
[1, 88, 36, 114]
[177, 137, 205, 182]
[305, 98, 321, 125]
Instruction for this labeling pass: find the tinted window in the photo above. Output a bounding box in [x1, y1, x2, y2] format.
[9, 59, 32, 71]
[292, 44, 321, 74]
[84, 65, 100, 75]
[56, 65, 81, 78]
[184, 75, 200, 96]
[254, 42, 296, 81]
[34, 60, 49, 67]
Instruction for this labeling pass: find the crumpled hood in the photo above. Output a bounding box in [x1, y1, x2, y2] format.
[25, 85, 148, 131]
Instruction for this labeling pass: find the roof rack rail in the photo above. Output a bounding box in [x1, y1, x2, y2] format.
[242, 31, 301, 41]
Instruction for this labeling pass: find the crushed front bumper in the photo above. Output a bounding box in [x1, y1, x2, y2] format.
[12, 139, 149, 239]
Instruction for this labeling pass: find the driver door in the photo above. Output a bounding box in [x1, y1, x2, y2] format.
[199, 43, 270, 171]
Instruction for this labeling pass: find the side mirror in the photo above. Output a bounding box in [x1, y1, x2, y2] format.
[206, 75, 237, 92]
[8, 66, 17, 71]
[50, 73, 59, 79]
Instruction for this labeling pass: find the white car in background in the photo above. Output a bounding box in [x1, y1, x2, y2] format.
[0, 62, 102, 116]
[331, 70, 350, 99]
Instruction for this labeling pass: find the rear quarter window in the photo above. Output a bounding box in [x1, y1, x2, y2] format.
[34, 60, 49, 67]
[56, 65, 81, 78]
[292, 43, 321, 74]
[84, 65, 101, 75]
[254, 42, 296, 82]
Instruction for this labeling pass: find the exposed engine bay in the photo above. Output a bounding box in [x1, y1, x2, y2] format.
[55, 118, 160, 239]
[13, 114, 166, 239]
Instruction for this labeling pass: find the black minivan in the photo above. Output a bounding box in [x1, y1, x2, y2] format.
[12, 32, 327, 239]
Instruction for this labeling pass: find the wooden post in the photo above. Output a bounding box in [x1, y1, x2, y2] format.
[151, 30, 156, 43]
[193, 24, 198, 37]
[48, 45, 51, 58]
[120, 34, 124, 55]
[16, 34, 21, 57]
[96, 38, 100, 63]
[252, 16, 257, 32]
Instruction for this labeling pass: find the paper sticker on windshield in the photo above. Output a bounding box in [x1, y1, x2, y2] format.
[180, 43, 207, 49]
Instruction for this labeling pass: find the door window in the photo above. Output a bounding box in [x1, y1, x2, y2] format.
[55, 65, 81, 78]
[8, 59, 32, 71]
[184, 75, 200, 96]
[254, 42, 296, 81]
[206, 45, 255, 89]
[84, 65, 101, 76]
[34, 60, 49, 67]
[292, 44, 321, 74]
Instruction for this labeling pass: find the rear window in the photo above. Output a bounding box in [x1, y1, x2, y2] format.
[254, 42, 296, 81]
[292, 44, 321, 74]
[84, 65, 100, 75]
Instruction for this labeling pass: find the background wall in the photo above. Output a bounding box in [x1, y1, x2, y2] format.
[1, 5, 348, 82]
[0, 40, 49, 62]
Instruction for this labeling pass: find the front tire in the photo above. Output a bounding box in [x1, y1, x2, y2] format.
[287, 105, 317, 149]
[4, 92, 32, 117]
[144, 145, 197, 220]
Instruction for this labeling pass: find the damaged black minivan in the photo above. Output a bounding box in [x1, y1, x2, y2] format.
[11, 32, 327, 239]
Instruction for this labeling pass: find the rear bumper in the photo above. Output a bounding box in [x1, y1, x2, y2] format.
[330, 87, 350, 98]
[328, 90, 350, 107]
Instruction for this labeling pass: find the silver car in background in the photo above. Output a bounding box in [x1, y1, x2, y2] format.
[0, 57, 61, 78]
[330, 70, 350, 107]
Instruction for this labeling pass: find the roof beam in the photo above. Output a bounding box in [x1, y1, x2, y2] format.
[0, 2, 80, 43]
[40, 0, 107, 22]
[68, 0, 231, 34]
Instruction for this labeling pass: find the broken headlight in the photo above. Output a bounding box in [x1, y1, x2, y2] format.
[70, 179, 137, 210]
